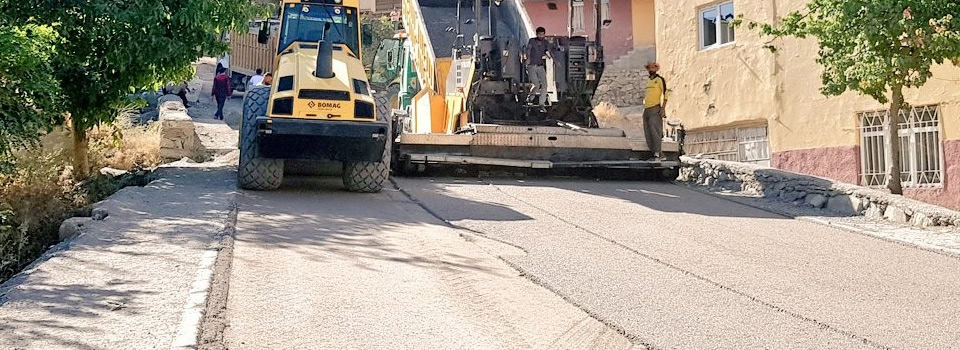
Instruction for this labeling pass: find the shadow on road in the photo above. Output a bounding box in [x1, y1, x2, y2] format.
[403, 176, 788, 220]
[235, 176, 518, 274]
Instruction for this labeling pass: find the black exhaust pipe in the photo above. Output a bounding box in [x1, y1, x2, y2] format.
[316, 23, 334, 79]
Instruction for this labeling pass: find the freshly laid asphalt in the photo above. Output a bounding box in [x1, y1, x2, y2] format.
[395, 178, 960, 350]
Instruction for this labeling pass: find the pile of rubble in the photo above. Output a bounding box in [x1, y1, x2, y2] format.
[680, 157, 960, 228]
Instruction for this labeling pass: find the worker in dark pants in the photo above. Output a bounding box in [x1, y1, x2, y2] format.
[643, 61, 668, 161]
[212, 67, 233, 120]
[524, 27, 550, 113]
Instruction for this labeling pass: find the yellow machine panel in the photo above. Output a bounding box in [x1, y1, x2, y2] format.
[266, 45, 375, 121]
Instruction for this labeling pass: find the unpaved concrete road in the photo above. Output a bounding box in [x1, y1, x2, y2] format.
[221, 177, 636, 350]
[0, 166, 237, 350]
[395, 178, 960, 350]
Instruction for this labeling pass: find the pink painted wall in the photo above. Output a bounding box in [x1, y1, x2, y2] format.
[522, 0, 635, 61]
[904, 140, 960, 211]
[773, 142, 960, 211]
[772, 146, 861, 185]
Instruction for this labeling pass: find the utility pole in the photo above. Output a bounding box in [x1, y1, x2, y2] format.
[595, 0, 603, 62]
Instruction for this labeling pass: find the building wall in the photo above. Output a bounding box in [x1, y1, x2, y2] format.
[632, 0, 656, 49]
[360, 0, 375, 12]
[374, 0, 402, 13]
[656, 0, 960, 210]
[523, 0, 635, 61]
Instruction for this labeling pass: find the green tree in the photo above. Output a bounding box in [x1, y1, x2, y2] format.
[2, 0, 266, 177]
[362, 14, 397, 67]
[0, 24, 62, 161]
[742, 1, 960, 194]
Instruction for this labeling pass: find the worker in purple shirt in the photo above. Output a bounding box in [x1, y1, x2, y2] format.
[211, 68, 233, 120]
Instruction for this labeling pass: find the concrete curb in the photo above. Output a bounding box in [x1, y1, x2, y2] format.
[171, 197, 238, 350]
[171, 249, 219, 350]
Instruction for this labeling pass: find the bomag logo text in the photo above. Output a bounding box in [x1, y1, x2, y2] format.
[307, 101, 342, 109]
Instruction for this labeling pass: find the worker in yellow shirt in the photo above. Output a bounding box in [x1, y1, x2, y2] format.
[643, 61, 668, 161]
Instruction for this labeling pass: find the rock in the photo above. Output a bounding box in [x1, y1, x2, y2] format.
[722, 182, 742, 192]
[827, 195, 862, 215]
[92, 208, 109, 221]
[59, 166, 74, 186]
[883, 206, 910, 223]
[910, 212, 934, 227]
[100, 167, 128, 178]
[138, 110, 159, 124]
[805, 194, 827, 208]
[59, 217, 88, 240]
[779, 190, 805, 202]
[693, 168, 705, 178]
[704, 176, 717, 187]
[865, 204, 885, 219]
[157, 95, 187, 113]
[762, 186, 780, 198]
[859, 197, 871, 211]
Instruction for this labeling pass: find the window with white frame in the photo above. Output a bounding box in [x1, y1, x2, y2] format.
[601, 0, 611, 26]
[859, 105, 943, 187]
[700, 1, 735, 50]
[572, 0, 585, 33]
[685, 125, 770, 166]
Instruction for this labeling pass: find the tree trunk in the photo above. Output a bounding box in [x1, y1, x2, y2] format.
[71, 117, 89, 179]
[885, 85, 904, 195]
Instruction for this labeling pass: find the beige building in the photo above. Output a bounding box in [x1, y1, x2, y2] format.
[653, 0, 960, 210]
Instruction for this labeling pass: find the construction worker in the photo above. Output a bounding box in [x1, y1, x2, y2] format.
[524, 27, 551, 112]
[643, 61, 668, 161]
[212, 67, 233, 120]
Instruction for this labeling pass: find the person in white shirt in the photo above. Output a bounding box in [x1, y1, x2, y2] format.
[247, 69, 264, 88]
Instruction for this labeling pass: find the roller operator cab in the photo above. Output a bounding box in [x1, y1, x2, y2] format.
[238, 0, 392, 192]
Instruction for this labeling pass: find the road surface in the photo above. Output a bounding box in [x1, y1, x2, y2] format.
[220, 177, 635, 350]
[218, 176, 960, 350]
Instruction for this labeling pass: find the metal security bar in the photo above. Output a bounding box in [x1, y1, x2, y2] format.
[685, 128, 738, 161]
[858, 105, 944, 188]
[737, 126, 770, 166]
[685, 126, 770, 165]
[860, 110, 887, 187]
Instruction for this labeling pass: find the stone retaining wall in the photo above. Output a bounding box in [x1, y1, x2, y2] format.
[680, 157, 960, 228]
[593, 70, 647, 108]
[157, 95, 197, 160]
[592, 47, 656, 108]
